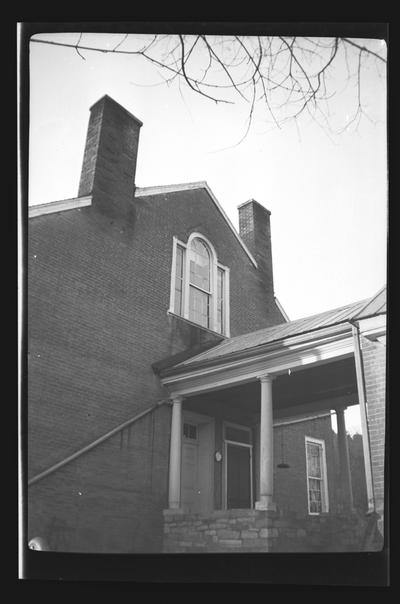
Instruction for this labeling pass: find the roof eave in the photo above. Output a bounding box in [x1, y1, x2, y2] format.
[29, 195, 92, 218]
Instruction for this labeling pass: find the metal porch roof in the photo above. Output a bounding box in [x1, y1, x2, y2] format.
[352, 285, 387, 319]
[174, 287, 386, 369]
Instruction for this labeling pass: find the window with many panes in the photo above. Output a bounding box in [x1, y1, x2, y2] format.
[305, 437, 329, 514]
[189, 237, 211, 328]
[170, 233, 230, 336]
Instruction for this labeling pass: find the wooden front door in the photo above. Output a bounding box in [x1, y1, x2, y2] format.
[224, 422, 253, 509]
[180, 412, 215, 514]
[226, 443, 252, 508]
[181, 438, 199, 513]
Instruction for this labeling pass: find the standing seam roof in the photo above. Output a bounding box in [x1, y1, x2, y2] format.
[176, 298, 373, 367]
[352, 286, 387, 319]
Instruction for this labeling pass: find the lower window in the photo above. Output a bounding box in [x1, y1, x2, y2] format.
[305, 437, 329, 514]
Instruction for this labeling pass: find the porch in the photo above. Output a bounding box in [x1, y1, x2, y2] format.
[158, 302, 385, 553]
[163, 359, 381, 552]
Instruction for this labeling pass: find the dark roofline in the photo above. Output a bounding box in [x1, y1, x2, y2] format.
[152, 338, 224, 375]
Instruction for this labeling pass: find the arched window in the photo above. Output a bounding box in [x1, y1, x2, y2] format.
[189, 238, 211, 328]
[170, 233, 230, 336]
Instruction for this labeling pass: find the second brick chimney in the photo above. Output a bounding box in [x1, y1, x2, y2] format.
[78, 95, 143, 219]
[238, 199, 274, 289]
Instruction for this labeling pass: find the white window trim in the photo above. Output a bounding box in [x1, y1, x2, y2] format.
[169, 233, 230, 337]
[168, 236, 181, 315]
[305, 436, 329, 515]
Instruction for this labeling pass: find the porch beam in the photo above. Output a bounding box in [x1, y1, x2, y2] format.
[255, 374, 276, 511]
[168, 396, 183, 509]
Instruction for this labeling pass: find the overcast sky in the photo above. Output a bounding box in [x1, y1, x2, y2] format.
[28, 32, 387, 324]
[26, 31, 387, 434]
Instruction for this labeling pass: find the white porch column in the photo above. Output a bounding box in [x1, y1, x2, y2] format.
[336, 407, 355, 511]
[255, 374, 276, 511]
[168, 396, 183, 509]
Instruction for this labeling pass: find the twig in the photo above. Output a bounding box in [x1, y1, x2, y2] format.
[75, 33, 86, 60]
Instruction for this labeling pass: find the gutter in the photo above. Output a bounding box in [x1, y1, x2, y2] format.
[28, 399, 170, 487]
[349, 320, 376, 513]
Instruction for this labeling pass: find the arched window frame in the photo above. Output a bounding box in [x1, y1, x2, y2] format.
[169, 233, 230, 336]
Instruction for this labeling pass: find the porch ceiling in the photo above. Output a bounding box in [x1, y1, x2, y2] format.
[184, 356, 358, 421]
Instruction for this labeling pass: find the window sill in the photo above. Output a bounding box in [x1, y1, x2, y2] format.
[167, 311, 229, 339]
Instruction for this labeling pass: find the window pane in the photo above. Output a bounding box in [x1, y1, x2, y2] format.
[306, 440, 325, 514]
[174, 284, 182, 315]
[176, 245, 184, 277]
[189, 238, 210, 291]
[307, 442, 322, 478]
[174, 246, 184, 316]
[309, 478, 322, 513]
[183, 423, 197, 440]
[217, 268, 224, 334]
[189, 286, 210, 328]
[225, 425, 250, 444]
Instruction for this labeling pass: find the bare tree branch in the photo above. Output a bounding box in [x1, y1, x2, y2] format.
[30, 34, 386, 140]
[112, 33, 129, 52]
[341, 37, 386, 63]
[177, 35, 232, 104]
[75, 33, 86, 60]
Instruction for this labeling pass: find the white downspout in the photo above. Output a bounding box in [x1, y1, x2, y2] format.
[351, 323, 375, 513]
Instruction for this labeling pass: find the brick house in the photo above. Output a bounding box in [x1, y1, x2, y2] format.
[27, 95, 386, 553]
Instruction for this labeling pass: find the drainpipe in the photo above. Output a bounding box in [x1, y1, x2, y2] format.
[350, 322, 375, 513]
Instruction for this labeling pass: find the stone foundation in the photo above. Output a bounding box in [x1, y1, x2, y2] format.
[163, 509, 382, 553]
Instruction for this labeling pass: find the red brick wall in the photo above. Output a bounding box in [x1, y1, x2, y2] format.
[28, 404, 171, 552]
[274, 416, 338, 516]
[28, 187, 285, 551]
[137, 189, 285, 334]
[252, 415, 338, 517]
[360, 336, 386, 524]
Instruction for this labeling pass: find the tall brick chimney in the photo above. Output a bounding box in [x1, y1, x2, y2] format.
[238, 199, 274, 290]
[78, 95, 143, 219]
